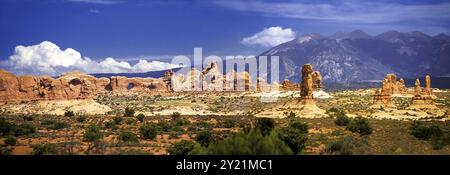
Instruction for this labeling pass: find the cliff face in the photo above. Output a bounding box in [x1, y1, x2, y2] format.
[0, 67, 259, 102]
[0, 69, 166, 103]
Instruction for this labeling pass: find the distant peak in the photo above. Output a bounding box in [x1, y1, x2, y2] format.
[302, 33, 323, 38]
[434, 33, 450, 41]
[297, 35, 313, 44]
[349, 29, 371, 38]
[385, 30, 400, 34]
[329, 30, 371, 39]
[408, 31, 430, 38]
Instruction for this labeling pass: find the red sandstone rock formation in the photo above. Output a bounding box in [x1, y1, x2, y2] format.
[202, 62, 223, 91]
[372, 73, 408, 108]
[383, 73, 406, 94]
[110, 76, 165, 92]
[281, 79, 298, 91]
[300, 64, 315, 105]
[424, 75, 432, 95]
[312, 71, 323, 89]
[0, 69, 167, 103]
[163, 70, 174, 91]
[409, 75, 435, 109]
[223, 71, 252, 91]
[414, 78, 421, 95]
[372, 77, 394, 108]
[0, 70, 106, 102]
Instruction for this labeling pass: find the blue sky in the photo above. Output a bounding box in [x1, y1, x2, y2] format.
[1, 0, 450, 75]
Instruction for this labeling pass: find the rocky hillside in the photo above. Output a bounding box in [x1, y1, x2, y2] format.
[260, 30, 450, 83]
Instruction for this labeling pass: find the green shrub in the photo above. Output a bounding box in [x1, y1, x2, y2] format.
[12, 123, 36, 136]
[196, 130, 213, 147]
[195, 121, 213, 130]
[325, 136, 368, 155]
[139, 123, 158, 140]
[334, 112, 350, 126]
[64, 111, 75, 117]
[76, 116, 86, 123]
[157, 120, 171, 132]
[32, 143, 58, 155]
[124, 107, 135, 117]
[41, 120, 55, 126]
[5, 135, 17, 146]
[278, 120, 308, 154]
[222, 119, 236, 128]
[84, 125, 103, 142]
[289, 120, 308, 133]
[124, 118, 136, 125]
[171, 126, 183, 132]
[430, 135, 448, 150]
[190, 129, 293, 155]
[104, 121, 118, 129]
[136, 113, 145, 122]
[0, 146, 12, 155]
[48, 122, 69, 130]
[327, 107, 340, 114]
[346, 117, 372, 136]
[22, 115, 34, 121]
[171, 112, 181, 122]
[1, 120, 36, 136]
[174, 118, 190, 126]
[410, 121, 443, 140]
[119, 130, 139, 143]
[0, 118, 13, 136]
[113, 116, 123, 125]
[256, 118, 275, 136]
[167, 140, 195, 155]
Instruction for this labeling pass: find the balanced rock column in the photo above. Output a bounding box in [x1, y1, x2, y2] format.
[300, 64, 315, 105]
[414, 79, 421, 95]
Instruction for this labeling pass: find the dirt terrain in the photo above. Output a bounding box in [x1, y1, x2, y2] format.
[1, 88, 449, 155]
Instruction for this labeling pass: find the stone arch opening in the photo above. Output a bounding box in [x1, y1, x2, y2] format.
[127, 83, 135, 90]
[69, 78, 82, 86]
[148, 83, 157, 90]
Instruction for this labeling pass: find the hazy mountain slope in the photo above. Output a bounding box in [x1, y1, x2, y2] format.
[259, 30, 450, 83]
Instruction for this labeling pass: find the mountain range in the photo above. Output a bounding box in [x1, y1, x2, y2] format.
[259, 30, 450, 83]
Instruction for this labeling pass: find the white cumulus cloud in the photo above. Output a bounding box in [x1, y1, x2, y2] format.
[0, 41, 181, 76]
[241, 27, 296, 47]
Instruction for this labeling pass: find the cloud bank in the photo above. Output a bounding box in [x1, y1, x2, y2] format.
[241, 27, 295, 47]
[214, 0, 450, 24]
[0, 41, 181, 76]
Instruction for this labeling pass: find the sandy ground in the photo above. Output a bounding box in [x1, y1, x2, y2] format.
[0, 99, 111, 115]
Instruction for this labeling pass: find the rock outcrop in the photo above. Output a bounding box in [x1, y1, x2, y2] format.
[110, 76, 166, 92]
[312, 71, 323, 90]
[0, 70, 107, 102]
[202, 62, 224, 91]
[281, 79, 298, 91]
[163, 70, 174, 91]
[372, 73, 407, 108]
[300, 64, 315, 105]
[256, 64, 327, 118]
[0, 69, 167, 103]
[372, 78, 394, 108]
[409, 75, 436, 109]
